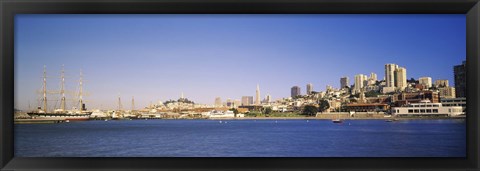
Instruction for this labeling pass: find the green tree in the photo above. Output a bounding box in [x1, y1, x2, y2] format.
[229, 108, 239, 117]
[365, 90, 381, 97]
[318, 100, 330, 112]
[264, 107, 272, 114]
[302, 105, 318, 116]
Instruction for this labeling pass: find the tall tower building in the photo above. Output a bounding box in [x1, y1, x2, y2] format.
[434, 79, 449, 88]
[368, 72, 377, 85]
[306, 83, 313, 95]
[385, 63, 398, 87]
[255, 84, 261, 105]
[265, 94, 271, 104]
[214, 97, 222, 107]
[354, 74, 366, 93]
[454, 61, 466, 97]
[395, 67, 407, 91]
[419, 77, 432, 88]
[340, 77, 349, 89]
[291, 86, 301, 98]
[241, 96, 253, 106]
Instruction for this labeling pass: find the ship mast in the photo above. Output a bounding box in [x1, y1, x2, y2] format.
[132, 96, 135, 111]
[118, 95, 123, 118]
[43, 65, 48, 113]
[78, 69, 83, 112]
[60, 65, 66, 112]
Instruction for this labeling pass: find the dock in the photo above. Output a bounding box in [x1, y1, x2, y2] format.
[15, 118, 67, 124]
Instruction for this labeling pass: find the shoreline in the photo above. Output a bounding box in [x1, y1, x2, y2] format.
[208, 117, 466, 120]
[14, 116, 466, 124]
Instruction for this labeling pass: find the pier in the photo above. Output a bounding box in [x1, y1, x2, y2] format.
[14, 118, 67, 124]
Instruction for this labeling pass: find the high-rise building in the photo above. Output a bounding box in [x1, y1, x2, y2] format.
[354, 74, 366, 93]
[362, 75, 368, 87]
[419, 77, 432, 88]
[340, 77, 349, 89]
[368, 72, 377, 85]
[291, 86, 301, 97]
[395, 67, 407, 91]
[241, 96, 254, 106]
[226, 98, 233, 107]
[233, 100, 241, 108]
[439, 87, 456, 98]
[385, 63, 398, 87]
[214, 97, 222, 107]
[434, 79, 449, 88]
[255, 84, 261, 105]
[306, 83, 313, 95]
[370, 72, 377, 81]
[264, 94, 271, 104]
[454, 61, 466, 98]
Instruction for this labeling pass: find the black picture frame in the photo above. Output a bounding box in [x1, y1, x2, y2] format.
[1, 0, 479, 170]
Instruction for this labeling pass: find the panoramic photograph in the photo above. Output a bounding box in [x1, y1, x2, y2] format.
[14, 14, 466, 157]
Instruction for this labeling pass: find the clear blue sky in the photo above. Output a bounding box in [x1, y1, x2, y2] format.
[14, 14, 466, 110]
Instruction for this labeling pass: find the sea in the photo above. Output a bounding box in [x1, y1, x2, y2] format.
[14, 119, 466, 157]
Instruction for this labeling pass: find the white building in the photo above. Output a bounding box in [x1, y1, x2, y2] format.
[419, 77, 433, 88]
[395, 67, 407, 91]
[307, 83, 313, 95]
[385, 63, 398, 88]
[354, 74, 366, 94]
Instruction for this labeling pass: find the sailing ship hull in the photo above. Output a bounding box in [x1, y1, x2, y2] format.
[27, 112, 92, 121]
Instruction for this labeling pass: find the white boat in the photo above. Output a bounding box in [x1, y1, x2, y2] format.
[208, 110, 235, 118]
[391, 100, 464, 117]
[90, 109, 108, 118]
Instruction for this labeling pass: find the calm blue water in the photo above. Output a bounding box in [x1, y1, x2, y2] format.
[14, 119, 466, 157]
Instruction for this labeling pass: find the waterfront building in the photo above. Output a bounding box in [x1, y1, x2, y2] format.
[215, 97, 222, 107]
[434, 79, 449, 88]
[419, 77, 432, 89]
[307, 83, 313, 95]
[438, 86, 456, 98]
[440, 97, 466, 109]
[354, 74, 366, 94]
[392, 91, 439, 107]
[255, 84, 261, 105]
[345, 103, 388, 112]
[340, 77, 349, 89]
[241, 96, 254, 106]
[395, 67, 407, 91]
[291, 86, 301, 98]
[454, 61, 466, 98]
[391, 100, 463, 117]
[385, 63, 398, 88]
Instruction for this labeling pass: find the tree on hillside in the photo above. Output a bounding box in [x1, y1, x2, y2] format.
[318, 100, 330, 112]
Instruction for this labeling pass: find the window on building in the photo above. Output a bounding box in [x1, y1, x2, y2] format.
[414, 109, 419, 113]
[433, 109, 438, 113]
[408, 109, 413, 113]
[426, 109, 432, 113]
[420, 109, 425, 113]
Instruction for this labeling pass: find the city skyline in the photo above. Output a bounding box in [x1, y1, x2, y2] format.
[15, 14, 466, 110]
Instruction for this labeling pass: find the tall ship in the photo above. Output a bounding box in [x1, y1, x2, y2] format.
[27, 65, 92, 121]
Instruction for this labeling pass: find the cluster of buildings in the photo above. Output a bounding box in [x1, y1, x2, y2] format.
[141, 61, 466, 116]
